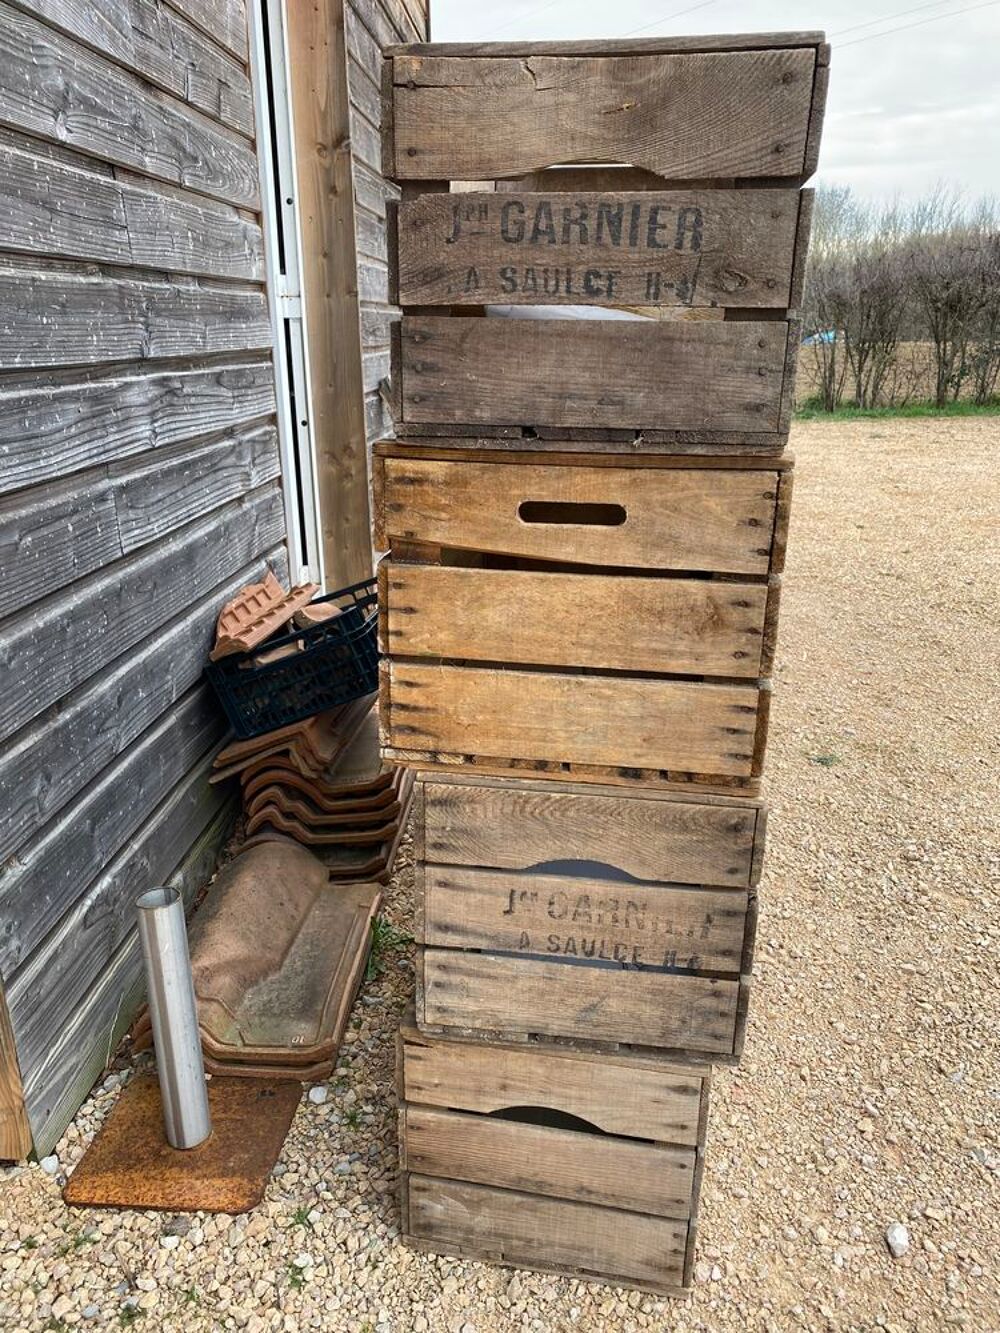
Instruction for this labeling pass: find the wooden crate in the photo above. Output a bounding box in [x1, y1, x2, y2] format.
[381, 35, 828, 449]
[376, 446, 791, 791]
[398, 1013, 711, 1294]
[410, 774, 761, 1060]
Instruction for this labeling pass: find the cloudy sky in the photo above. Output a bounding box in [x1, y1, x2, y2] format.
[429, 0, 1000, 204]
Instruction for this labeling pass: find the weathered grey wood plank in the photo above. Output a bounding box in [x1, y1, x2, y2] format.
[8, 748, 228, 1082]
[0, 546, 286, 865]
[396, 189, 802, 309]
[19, 798, 234, 1157]
[390, 48, 819, 181]
[387, 34, 826, 57]
[0, 142, 264, 278]
[0, 359, 276, 497]
[0, 686, 220, 976]
[0, 485, 283, 744]
[0, 266, 270, 369]
[0, 426, 279, 618]
[9, 0, 254, 136]
[164, 0, 248, 62]
[0, 2, 259, 207]
[397, 315, 789, 434]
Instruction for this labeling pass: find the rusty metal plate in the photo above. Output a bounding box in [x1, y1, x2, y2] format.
[63, 1072, 301, 1213]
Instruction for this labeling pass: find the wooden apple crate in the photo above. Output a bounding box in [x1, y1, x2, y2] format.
[397, 1012, 711, 1294]
[381, 33, 828, 451]
[375, 445, 792, 793]
[409, 773, 761, 1061]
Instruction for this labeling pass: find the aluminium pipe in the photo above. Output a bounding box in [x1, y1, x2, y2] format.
[135, 887, 212, 1150]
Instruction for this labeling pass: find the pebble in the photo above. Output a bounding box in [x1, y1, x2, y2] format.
[308, 1086, 328, 1105]
[886, 1223, 911, 1259]
[39, 1156, 60, 1175]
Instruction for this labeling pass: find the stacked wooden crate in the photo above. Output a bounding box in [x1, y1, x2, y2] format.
[377, 32, 828, 1293]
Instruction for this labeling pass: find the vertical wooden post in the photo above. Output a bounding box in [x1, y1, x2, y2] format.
[0, 981, 32, 1161]
[287, 0, 373, 589]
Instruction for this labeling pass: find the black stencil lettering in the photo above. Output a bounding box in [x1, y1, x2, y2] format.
[561, 204, 589, 245]
[628, 202, 642, 248]
[500, 199, 526, 243]
[646, 205, 670, 249]
[675, 206, 704, 252]
[463, 266, 481, 292]
[583, 269, 605, 297]
[498, 266, 517, 294]
[530, 200, 557, 245]
[645, 270, 662, 301]
[595, 201, 624, 247]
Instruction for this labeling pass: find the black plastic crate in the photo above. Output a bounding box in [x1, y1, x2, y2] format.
[205, 578, 378, 739]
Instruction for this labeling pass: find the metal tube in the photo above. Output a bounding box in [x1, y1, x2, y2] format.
[135, 887, 212, 1150]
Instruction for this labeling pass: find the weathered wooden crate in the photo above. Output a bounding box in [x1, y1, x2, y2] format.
[375, 444, 791, 792]
[398, 1012, 711, 1294]
[410, 773, 761, 1061]
[381, 34, 828, 449]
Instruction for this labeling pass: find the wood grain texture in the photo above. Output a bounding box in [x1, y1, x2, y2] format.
[418, 777, 764, 888]
[0, 427, 279, 618]
[0, 266, 270, 369]
[0, 486, 283, 745]
[397, 188, 802, 308]
[420, 866, 750, 973]
[385, 661, 764, 779]
[382, 564, 771, 676]
[401, 1106, 696, 1218]
[0, 983, 31, 1161]
[390, 48, 818, 181]
[397, 315, 790, 433]
[7, 750, 227, 1093]
[0, 142, 264, 277]
[161, 0, 248, 62]
[0, 3, 259, 206]
[20, 800, 235, 1157]
[0, 359, 276, 497]
[377, 456, 784, 574]
[420, 949, 744, 1057]
[289, 0, 374, 586]
[0, 550, 284, 866]
[387, 34, 825, 57]
[406, 1174, 689, 1290]
[11, 0, 254, 135]
[0, 686, 221, 978]
[400, 1023, 708, 1144]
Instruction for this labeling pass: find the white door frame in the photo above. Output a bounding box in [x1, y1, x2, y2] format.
[248, 0, 324, 587]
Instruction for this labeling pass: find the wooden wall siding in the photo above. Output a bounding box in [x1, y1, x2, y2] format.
[0, 0, 283, 1156]
[288, 0, 427, 586]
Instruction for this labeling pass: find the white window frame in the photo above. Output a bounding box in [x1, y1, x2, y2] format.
[248, 0, 324, 586]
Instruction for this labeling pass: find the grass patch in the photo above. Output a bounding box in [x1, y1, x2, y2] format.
[795, 397, 1000, 421]
[807, 752, 841, 767]
[365, 916, 413, 982]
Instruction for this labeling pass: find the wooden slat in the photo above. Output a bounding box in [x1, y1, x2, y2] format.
[0, 359, 276, 497]
[0, 548, 286, 865]
[400, 1022, 708, 1144]
[385, 662, 764, 779]
[406, 1174, 689, 1289]
[377, 456, 784, 574]
[390, 48, 818, 181]
[288, 0, 374, 586]
[382, 564, 771, 677]
[402, 1106, 696, 1219]
[0, 2, 259, 207]
[0, 687, 221, 977]
[0, 265, 270, 370]
[388, 34, 826, 57]
[7, 751, 229, 1089]
[396, 315, 790, 434]
[420, 866, 750, 974]
[0, 982, 31, 1161]
[419, 777, 763, 888]
[0, 143, 264, 277]
[20, 799, 234, 1157]
[0, 427, 279, 618]
[420, 949, 744, 1057]
[10, 0, 254, 135]
[0, 485, 283, 745]
[163, 0, 248, 62]
[396, 188, 802, 309]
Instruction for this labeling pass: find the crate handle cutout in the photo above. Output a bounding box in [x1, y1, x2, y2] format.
[488, 1106, 608, 1137]
[518, 501, 626, 527]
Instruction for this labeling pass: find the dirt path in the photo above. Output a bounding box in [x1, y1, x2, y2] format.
[1, 417, 997, 1332]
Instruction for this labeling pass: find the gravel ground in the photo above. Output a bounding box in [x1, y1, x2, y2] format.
[1, 416, 998, 1333]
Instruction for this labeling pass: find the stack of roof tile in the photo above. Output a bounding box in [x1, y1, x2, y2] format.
[211, 696, 413, 883]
